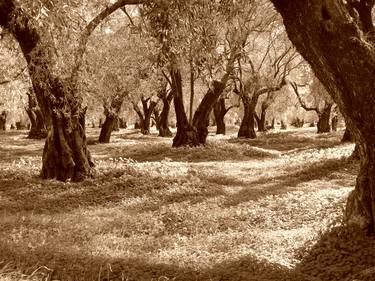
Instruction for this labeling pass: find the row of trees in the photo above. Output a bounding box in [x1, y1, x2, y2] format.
[1, 0, 374, 233]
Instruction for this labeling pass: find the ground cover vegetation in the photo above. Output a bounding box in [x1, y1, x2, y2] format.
[1, 0, 375, 280]
[0, 127, 371, 281]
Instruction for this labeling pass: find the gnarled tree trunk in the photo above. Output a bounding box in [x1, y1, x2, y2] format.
[25, 90, 47, 139]
[0, 1, 93, 182]
[270, 0, 375, 233]
[99, 92, 125, 143]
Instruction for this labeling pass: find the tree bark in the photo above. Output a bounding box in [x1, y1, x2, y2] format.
[0, 1, 94, 181]
[317, 103, 333, 133]
[214, 98, 227, 135]
[0, 111, 7, 130]
[133, 97, 158, 135]
[342, 127, 354, 142]
[270, 0, 375, 232]
[25, 90, 47, 139]
[158, 90, 173, 137]
[192, 80, 226, 144]
[238, 94, 257, 139]
[255, 103, 268, 132]
[171, 67, 199, 147]
[99, 93, 125, 143]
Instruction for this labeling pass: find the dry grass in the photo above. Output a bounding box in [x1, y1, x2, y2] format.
[0, 127, 371, 281]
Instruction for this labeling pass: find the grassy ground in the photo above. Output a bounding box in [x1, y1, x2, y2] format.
[0, 126, 374, 281]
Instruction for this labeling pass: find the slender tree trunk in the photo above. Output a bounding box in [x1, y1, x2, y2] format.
[317, 103, 333, 133]
[0, 1, 93, 181]
[270, 0, 375, 232]
[0, 111, 7, 130]
[213, 98, 226, 135]
[238, 95, 257, 138]
[158, 91, 173, 137]
[25, 90, 47, 139]
[189, 56, 195, 124]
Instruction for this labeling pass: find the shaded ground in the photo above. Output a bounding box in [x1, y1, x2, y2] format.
[0, 127, 371, 281]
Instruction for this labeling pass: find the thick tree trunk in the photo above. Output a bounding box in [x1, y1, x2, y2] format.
[158, 91, 173, 137]
[213, 98, 226, 135]
[26, 90, 47, 139]
[99, 93, 125, 143]
[270, 0, 375, 232]
[317, 103, 333, 133]
[346, 143, 375, 233]
[171, 68, 198, 147]
[0, 2, 93, 181]
[192, 81, 226, 145]
[41, 79, 94, 182]
[238, 95, 257, 138]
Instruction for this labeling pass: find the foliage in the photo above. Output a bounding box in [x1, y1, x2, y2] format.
[0, 128, 363, 281]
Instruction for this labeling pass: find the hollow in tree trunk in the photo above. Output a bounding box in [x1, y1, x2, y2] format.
[99, 92, 125, 143]
[317, 103, 333, 133]
[25, 89, 47, 139]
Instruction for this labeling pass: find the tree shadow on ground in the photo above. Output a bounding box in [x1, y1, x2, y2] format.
[1, 225, 373, 281]
[228, 131, 343, 153]
[223, 158, 358, 207]
[0, 172, 226, 215]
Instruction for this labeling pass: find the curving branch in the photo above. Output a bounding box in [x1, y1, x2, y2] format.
[290, 82, 319, 113]
[71, 0, 145, 85]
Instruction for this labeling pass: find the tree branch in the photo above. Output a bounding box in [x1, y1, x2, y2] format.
[290, 82, 319, 113]
[71, 0, 144, 84]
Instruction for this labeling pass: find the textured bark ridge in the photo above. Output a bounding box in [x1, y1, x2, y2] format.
[214, 97, 238, 135]
[0, 1, 94, 181]
[41, 78, 94, 182]
[25, 90, 47, 139]
[99, 93, 125, 143]
[270, 0, 375, 232]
